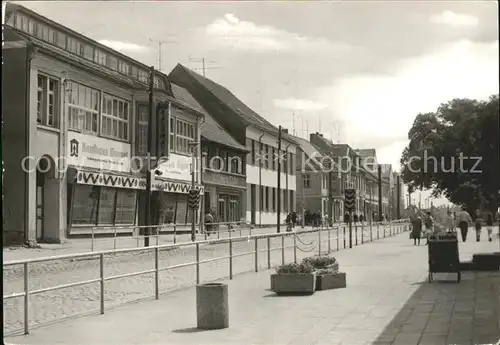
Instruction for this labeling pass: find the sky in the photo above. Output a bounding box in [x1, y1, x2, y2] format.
[18, 0, 499, 206]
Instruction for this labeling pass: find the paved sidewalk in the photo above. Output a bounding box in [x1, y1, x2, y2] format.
[6, 232, 499, 345]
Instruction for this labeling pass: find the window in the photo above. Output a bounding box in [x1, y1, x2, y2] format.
[259, 186, 265, 211]
[136, 104, 148, 156]
[114, 190, 137, 225]
[37, 74, 59, 127]
[94, 49, 107, 66]
[229, 155, 242, 174]
[82, 44, 94, 61]
[66, 37, 83, 56]
[67, 81, 99, 133]
[284, 190, 288, 212]
[289, 153, 294, 174]
[36, 24, 57, 44]
[251, 140, 256, 165]
[107, 56, 118, 71]
[56, 32, 66, 49]
[303, 174, 311, 188]
[97, 187, 116, 225]
[173, 118, 195, 155]
[70, 185, 137, 227]
[290, 190, 295, 212]
[265, 187, 270, 211]
[101, 93, 130, 140]
[71, 185, 99, 225]
[272, 188, 276, 212]
[138, 69, 149, 83]
[271, 147, 275, 170]
[118, 61, 131, 75]
[258, 143, 264, 167]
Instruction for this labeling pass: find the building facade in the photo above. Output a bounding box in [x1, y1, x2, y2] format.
[292, 136, 330, 219]
[2, 4, 203, 244]
[169, 64, 297, 227]
[200, 107, 248, 224]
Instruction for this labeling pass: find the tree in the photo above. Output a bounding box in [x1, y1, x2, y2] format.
[400, 95, 500, 216]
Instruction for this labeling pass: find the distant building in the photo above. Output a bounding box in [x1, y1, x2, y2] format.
[290, 135, 331, 219]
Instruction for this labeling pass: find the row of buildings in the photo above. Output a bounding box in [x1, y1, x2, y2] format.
[2, 4, 404, 245]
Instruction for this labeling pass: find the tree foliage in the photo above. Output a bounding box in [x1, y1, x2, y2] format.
[400, 95, 500, 215]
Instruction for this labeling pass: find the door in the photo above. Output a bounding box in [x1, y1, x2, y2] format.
[36, 171, 45, 241]
[218, 198, 226, 224]
[250, 184, 256, 225]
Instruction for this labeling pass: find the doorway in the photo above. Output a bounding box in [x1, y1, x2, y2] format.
[36, 169, 45, 241]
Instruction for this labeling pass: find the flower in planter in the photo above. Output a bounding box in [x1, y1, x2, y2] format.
[276, 262, 314, 274]
[302, 256, 337, 269]
[315, 267, 339, 276]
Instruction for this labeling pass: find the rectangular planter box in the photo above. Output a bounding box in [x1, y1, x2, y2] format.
[316, 272, 347, 290]
[271, 273, 316, 295]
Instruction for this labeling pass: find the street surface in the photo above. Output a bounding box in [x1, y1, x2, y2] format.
[5, 229, 499, 345]
[3, 223, 403, 334]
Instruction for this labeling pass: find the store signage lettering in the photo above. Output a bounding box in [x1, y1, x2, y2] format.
[67, 132, 131, 173]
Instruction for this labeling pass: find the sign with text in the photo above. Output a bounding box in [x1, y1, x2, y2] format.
[155, 153, 193, 183]
[67, 132, 131, 173]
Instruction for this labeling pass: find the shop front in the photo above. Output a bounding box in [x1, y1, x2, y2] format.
[66, 131, 140, 235]
[153, 153, 203, 232]
[203, 168, 246, 224]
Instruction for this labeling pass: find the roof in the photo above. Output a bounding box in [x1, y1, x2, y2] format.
[201, 111, 248, 152]
[169, 64, 279, 134]
[355, 149, 376, 158]
[170, 83, 206, 116]
[169, 83, 247, 151]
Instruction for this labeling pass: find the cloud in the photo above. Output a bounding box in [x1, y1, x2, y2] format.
[204, 13, 352, 53]
[315, 39, 499, 153]
[274, 98, 328, 112]
[429, 10, 479, 28]
[98, 40, 149, 52]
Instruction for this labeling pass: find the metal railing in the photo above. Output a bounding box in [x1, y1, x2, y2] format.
[3, 219, 410, 335]
[86, 221, 260, 252]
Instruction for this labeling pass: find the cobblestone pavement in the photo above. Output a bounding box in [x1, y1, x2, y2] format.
[3, 223, 406, 335]
[5, 231, 498, 345]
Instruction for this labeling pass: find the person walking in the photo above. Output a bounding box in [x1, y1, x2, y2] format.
[411, 215, 423, 245]
[446, 210, 455, 233]
[205, 211, 214, 236]
[424, 211, 434, 245]
[474, 210, 483, 242]
[486, 213, 494, 242]
[457, 208, 472, 242]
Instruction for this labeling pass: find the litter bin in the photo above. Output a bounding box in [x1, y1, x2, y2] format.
[196, 283, 229, 329]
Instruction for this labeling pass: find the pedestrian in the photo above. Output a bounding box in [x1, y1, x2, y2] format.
[486, 213, 494, 242]
[359, 214, 364, 223]
[205, 211, 214, 236]
[457, 208, 472, 242]
[411, 215, 423, 245]
[424, 211, 434, 245]
[474, 210, 483, 242]
[285, 213, 292, 232]
[291, 212, 297, 228]
[446, 210, 455, 233]
[344, 212, 350, 224]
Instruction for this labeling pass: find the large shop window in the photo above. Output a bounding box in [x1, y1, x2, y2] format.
[158, 194, 192, 225]
[70, 185, 137, 227]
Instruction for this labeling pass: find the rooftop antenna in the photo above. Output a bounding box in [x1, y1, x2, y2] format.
[149, 38, 178, 72]
[189, 56, 222, 77]
[292, 112, 296, 136]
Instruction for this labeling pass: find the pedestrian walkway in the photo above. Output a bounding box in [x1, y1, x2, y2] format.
[6, 232, 499, 345]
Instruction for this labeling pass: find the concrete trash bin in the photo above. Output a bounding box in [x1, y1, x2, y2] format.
[196, 283, 229, 329]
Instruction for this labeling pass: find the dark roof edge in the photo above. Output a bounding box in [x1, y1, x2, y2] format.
[201, 136, 250, 153]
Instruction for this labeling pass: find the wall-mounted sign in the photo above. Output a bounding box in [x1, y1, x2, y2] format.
[67, 132, 131, 173]
[156, 153, 194, 183]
